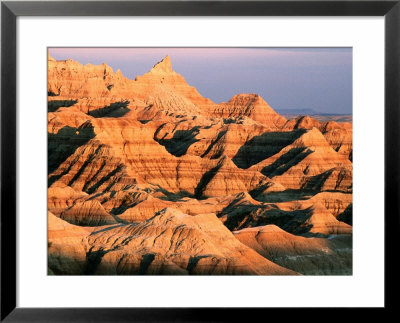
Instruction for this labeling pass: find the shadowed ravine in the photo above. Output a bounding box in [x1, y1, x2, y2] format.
[232, 129, 306, 169]
[48, 54, 352, 276]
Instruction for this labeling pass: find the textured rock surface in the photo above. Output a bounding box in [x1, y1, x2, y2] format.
[247, 128, 352, 191]
[60, 199, 117, 226]
[218, 192, 352, 235]
[284, 116, 352, 161]
[48, 211, 91, 274]
[48, 209, 296, 275]
[234, 225, 352, 275]
[208, 94, 287, 129]
[48, 55, 352, 275]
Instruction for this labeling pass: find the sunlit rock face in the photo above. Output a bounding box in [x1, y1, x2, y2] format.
[48, 55, 352, 275]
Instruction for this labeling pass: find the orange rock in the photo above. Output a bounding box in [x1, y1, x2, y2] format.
[209, 94, 287, 129]
[48, 209, 297, 275]
[234, 225, 352, 274]
[48, 55, 352, 275]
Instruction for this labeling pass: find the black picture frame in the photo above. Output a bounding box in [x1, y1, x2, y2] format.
[1, 0, 399, 321]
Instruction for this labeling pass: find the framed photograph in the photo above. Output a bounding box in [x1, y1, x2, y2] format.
[1, 0, 399, 320]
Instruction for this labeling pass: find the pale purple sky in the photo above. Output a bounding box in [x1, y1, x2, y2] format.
[49, 48, 352, 114]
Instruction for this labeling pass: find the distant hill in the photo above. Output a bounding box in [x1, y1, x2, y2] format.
[276, 108, 319, 115]
[308, 114, 352, 123]
[47, 54, 353, 276]
[276, 108, 352, 123]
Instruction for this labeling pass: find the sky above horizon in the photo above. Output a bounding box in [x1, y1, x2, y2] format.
[49, 47, 352, 114]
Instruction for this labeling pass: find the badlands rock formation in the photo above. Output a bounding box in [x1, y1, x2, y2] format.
[48, 54, 352, 275]
[234, 225, 352, 275]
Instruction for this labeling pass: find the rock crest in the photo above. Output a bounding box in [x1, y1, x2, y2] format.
[149, 55, 173, 74]
[47, 55, 352, 275]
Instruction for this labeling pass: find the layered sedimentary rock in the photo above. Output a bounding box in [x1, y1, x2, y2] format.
[218, 192, 352, 235]
[48, 209, 296, 275]
[247, 128, 352, 191]
[207, 94, 287, 129]
[48, 54, 352, 275]
[48, 211, 91, 274]
[60, 199, 117, 226]
[284, 116, 352, 161]
[234, 225, 352, 274]
[48, 183, 88, 215]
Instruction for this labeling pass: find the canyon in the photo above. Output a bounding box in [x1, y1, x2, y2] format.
[48, 54, 352, 275]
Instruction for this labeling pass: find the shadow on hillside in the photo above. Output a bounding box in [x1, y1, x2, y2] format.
[85, 165, 125, 194]
[153, 185, 193, 202]
[250, 189, 315, 203]
[260, 147, 313, 178]
[221, 203, 314, 234]
[48, 99, 78, 112]
[83, 247, 110, 275]
[194, 162, 223, 199]
[337, 203, 352, 225]
[186, 255, 211, 273]
[232, 129, 306, 169]
[201, 130, 227, 159]
[156, 127, 200, 157]
[301, 169, 334, 191]
[88, 101, 130, 118]
[90, 224, 127, 236]
[48, 91, 59, 97]
[138, 254, 156, 274]
[48, 123, 95, 184]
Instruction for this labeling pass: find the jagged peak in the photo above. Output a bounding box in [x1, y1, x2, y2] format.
[293, 115, 321, 130]
[101, 62, 114, 73]
[295, 115, 312, 122]
[149, 55, 173, 74]
[226, 93, 269, 106]
[231, 93, 260, 99]
[292, 127, 330, 148]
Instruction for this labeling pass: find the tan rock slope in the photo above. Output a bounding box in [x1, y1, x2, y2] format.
[48, 209, 295, 275]
[234, 225, 352, 275]
[48, 54, 352, 275]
